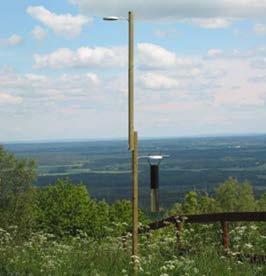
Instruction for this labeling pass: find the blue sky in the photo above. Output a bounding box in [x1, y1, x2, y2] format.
[1, 0, 266, 142]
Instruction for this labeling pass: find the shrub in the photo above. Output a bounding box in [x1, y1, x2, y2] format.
[34, 178, 98, 236]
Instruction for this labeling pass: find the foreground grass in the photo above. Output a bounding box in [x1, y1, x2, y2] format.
[0, 225, 265, 275]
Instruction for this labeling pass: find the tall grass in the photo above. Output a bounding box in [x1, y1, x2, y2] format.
[0, 223, 265, 275]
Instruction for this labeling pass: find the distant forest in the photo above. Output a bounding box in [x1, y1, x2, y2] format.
[4, 135, 266, 209]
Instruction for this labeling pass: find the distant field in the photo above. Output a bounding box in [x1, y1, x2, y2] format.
[3, 135, 266, 209]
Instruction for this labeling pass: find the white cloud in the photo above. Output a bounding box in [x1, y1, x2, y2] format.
[183, 18, 231, 29]
[253, 23, 266, 35]
[31, 26, 47, 40]
[138, 43, 194, 70]
[139, 72, 179, 90]
[76, 46, 126, 67]
[34, 48, 75, 68]
[24, 74, 49, 84]
[0, 92, 22, 104]
[208, 49, 224, 57]
[251, 58, 266, 69]
[34, 43, 196, 70]
[3, 44, 266, 139]
[153, 29, 181, 38]
[34, 46, 126, 69]
[27, 6, 91, 37]
[71, 0, 266, 20]
[249, 74, 266, 82]
[8, 34, 23, 45]
[204, 47, 266, 60]
[214, 89, 265, 107]
[86, 73, 100, 85]
[209, 58, 266, 107]
[0, 70, 101, 101]
[0, 34, 22, 46]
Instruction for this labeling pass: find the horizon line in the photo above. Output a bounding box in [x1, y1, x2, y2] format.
[2, 132, 266, 145]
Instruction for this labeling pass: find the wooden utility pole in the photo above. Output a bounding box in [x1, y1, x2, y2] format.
[103, 10, 139, 274]
[128, 11, 134, 151]
[128, 11, 139, 274]
[132, 131, 139, 273]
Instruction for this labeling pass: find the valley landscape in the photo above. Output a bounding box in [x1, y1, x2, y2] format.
[1, 1, 266, 274]
[1, 134, 265, 275]
[4, 134, 266, 209]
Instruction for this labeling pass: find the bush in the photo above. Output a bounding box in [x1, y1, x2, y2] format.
[34, 179, 148, 237]
[34, 178, 98, 236]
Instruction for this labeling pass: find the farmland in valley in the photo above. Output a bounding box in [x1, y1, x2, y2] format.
[4, 134, 266, 209]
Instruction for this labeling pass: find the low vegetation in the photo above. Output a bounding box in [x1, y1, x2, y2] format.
[0, 145, 265, 275]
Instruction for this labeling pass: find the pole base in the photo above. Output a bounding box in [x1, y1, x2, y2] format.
[151, 188, 159, 212]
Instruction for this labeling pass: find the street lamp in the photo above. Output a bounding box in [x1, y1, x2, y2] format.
[103, 11, 139, 270]
[103, 13, 134, 151]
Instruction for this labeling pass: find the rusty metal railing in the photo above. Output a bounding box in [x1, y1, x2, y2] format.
[138, 212, 266, 262]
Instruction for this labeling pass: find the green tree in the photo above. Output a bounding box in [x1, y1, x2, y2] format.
[168, 202, 183, 216]
[257, 192, 266, 211]
[215, 177, 256, 212]
[110, 200, 131, 227]
[198, 194, 218, 213]
[237, 180, 256, 211]
[35, 178, 96, 236]
[90, 199, 110, 238]
[109, 200, 148, 234]
[0, 146, 36, 233]
[182, 191, 199, 214]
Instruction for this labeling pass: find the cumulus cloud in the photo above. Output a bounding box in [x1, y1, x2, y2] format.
[251, 58, 266, 69]
[214, 89, 265, 107]
[34, 46, 126, 69]
[28, 43, 266, 114]
[34, 48, 75, 69]
[0, 34, 22, 46]
[182, 18, 231, 29]
[209, 58, 266, 107]
[27, 6, 91, 37]
[253, 23, 266, 35]
[207, 49, 224, 58]
[24, 74, 48, 82]
[204, 47, 266, 60]
[0, 92, 22, 104]
[7, 34, 23, 45]
[153, 29, 181, 38]
[3, 44, 266, 139]
[138, 43, 194, 70]
[249, 74, 266, 82]
[33, 43, 197, 70]
[70, 0, 266, 20]
[86, 73, 100, 85]
[139, 72, 179, 90]
[0, 70, 101, 101]
[31, 26, 47, 40]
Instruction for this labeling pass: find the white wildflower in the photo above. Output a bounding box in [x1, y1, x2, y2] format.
[244, 243, 253, 249]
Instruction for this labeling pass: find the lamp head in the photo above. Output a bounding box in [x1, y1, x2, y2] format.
[148, 155, 164, 166]
[103, 16, 119, 21]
